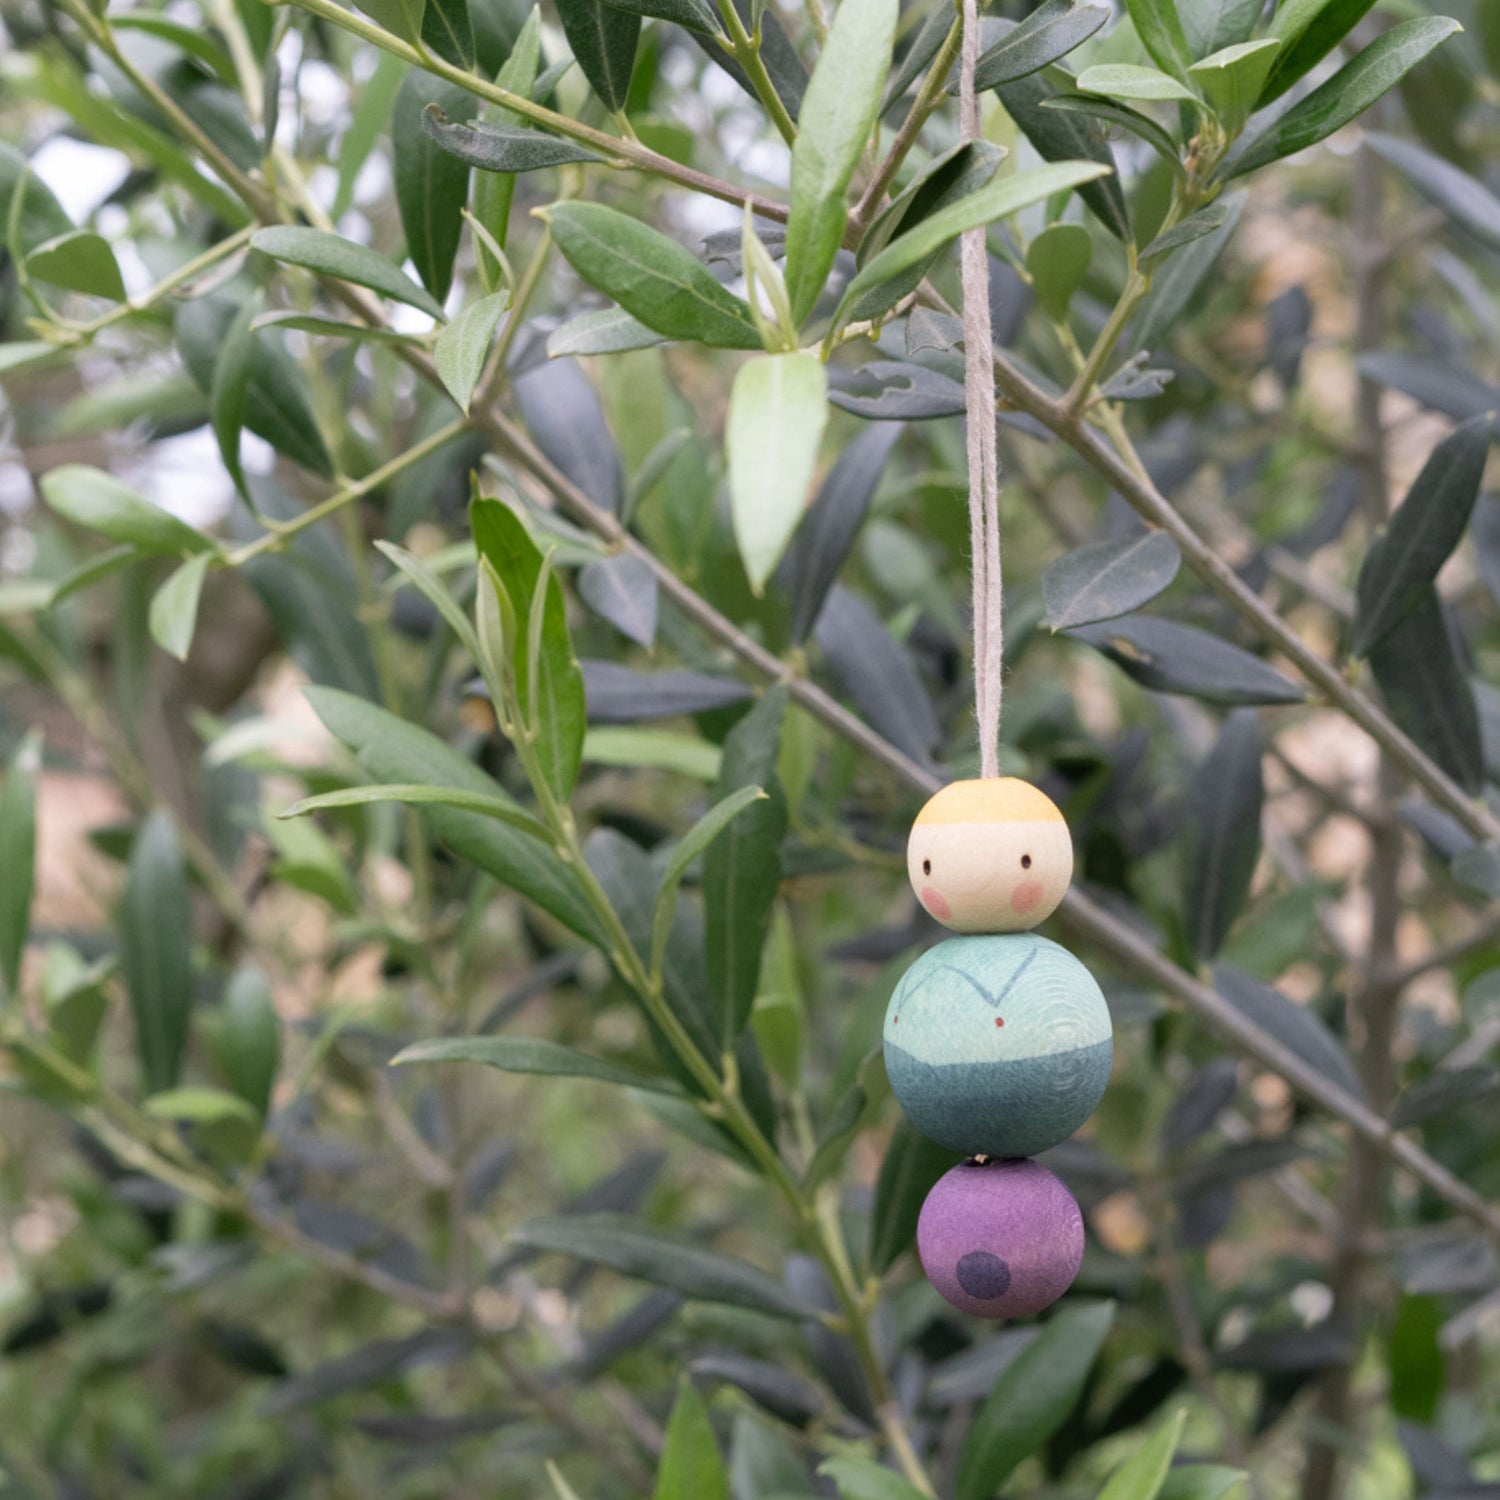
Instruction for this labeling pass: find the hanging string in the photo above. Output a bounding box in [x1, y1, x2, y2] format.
[958, 0, 1003, 780]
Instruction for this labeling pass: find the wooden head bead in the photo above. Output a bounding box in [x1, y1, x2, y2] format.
[907, 779, 1073, 933]
[917, 1158, 1084, 1319]
[883, 933, 1112, 1160]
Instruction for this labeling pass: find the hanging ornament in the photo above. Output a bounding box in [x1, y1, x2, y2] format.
[873, 0, 1113, 1322]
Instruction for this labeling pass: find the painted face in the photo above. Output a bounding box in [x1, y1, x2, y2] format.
[907, 779, 1073, 933]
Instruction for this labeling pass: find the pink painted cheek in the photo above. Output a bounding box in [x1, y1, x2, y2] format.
[921, 885, 953, 921]
[1010, 879, 1045, 915]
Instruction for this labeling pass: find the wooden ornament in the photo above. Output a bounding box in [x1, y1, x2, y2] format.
[917, 1158, 1084, 1319]
[907, 779, 1073, 933]
[883, 933, 1112, 1160]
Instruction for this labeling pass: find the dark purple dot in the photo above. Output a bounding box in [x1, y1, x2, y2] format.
[956, 1250, 1011, 1300]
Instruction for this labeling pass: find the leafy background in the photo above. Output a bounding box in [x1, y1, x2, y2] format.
[0, 0, 1499, 1496]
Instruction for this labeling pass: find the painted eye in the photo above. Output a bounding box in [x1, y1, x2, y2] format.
[1021, 854, 1032, 869]
[922, 859, 932, 876]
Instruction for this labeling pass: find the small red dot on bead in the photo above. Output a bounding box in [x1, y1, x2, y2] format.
[994, 1017, 1004, 1028]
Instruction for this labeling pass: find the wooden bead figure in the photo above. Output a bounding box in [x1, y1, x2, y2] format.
[883, 932, 1112, 1161]
[907, 779, 1073, 933]
[917, 1158, 1084, 1319]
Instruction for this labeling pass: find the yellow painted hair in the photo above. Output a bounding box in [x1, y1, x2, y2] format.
[913, 778, 1064, 826]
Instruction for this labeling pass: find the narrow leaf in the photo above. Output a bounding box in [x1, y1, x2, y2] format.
[394, 1036, 680, 1094]
[251, 226, 446, 319]
[1184, 710, 1265, 962]
[1259, 0, 1377, 106]
[395, 71, 476, 304]
[727, 353, 828, 592]
[1352, 415, 1492, 656]
[869, 1118, 958, 1273]
[544, 201, 761, 349]
[0, 731, 41, 997]
[577, 553, 659, 647]
[1132, 192, 1245, 349]
[510, 1213, 820, 1318]
[148, 553, 211, 662]
[1076, 63, 1200, 103]
[704, 688, 788, 1047]
[972, 2, 1111, 92]
[1227, 19, 1462, 181]
[1125, 0, 1193, 81]
[1139, 202, 1230, 265]
[1367, 132, 1500, 256]
[1043, 530, 1181, 629]
[218, 966, 279, 1118]
[555, 0, 639, 111]
[655, 1378, 729, 1500]
[422, 106, 603, 172]
[1188, 39, 1280, 127]
[955, 1301, 1116, 1500]
[279, 783, 552, 841]
[784, 0, 899, 325]
[120, 812, 194, 1094]
[1096, 1409, 1187, 1500]
[434, 290, 510, 413]
[41, 466, 212, 555]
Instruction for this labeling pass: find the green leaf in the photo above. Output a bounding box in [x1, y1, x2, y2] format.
[211, 293, 258, 502]
[1132, 191, 1245, 348]
[1181, 0, 1261, 58]
[1158, 1466, 1247, 1500]
[421, 0, 474, 67]
[650, 786, 768, 978]
[423, 106, 603, 173]
[783, 0, 899, 325]
[1076, 63, 1201, 103]
[1258, 0, 1376, 106]
[1226, 18, 1462, 180]
[251, 226, 446, 319]
[555, 0, 640, 111]
[217, 966, 279, 1118]
[868, 1117, 958, 1274]
[1139, 201, 1230, 264]
[955, 1301, 1116, 1500]
[280, 782, 551, 842]
[1043, 530, 1181, 628]
[655, 1378, 728, 1500]
[705, 686, 788, 1047]
[1367, 589, 1483, 796]
[25, 230, 125, 301]
[471, 8, 544, 276]
[353, 0, 425, 47]
[1069, 613, 1303, 705]
[1367, 132, 1500, 257]
[375, 539, 484, 662]
[395, 71, 477, 304]
[0, 731, 41, 998]
[0, 342, 62, 378]
[544, 201, 761, 349]
[727, 353, 828, 592]
[1188, 39, 1280, 127]
[250, 311, 421, 344]
[994, 74, 1131, 240]
[144, 1087, 259, 1125]
[1095, 1409, 1186, 1500]
[510, 1213, 821, 1318]
[120, 812, 194, 1094]
[434, 290, 510, 413]
[148, 553, 210, 662]
[40, 466, 213, 555]
[835, 160, 1112, 326]
[393, 1035, 680, 1093]
[304, 687, 601, 941]
[971, 2, 1111, 92]
[1027, 221, 1093, 321]
[472, 500, 586, 801]
[547, 1462, 585, 1500]
[1184, 709, 1264, 963]
[820, 1456, 927, 1500]
[175, 297, 333, 479]
[584, 727, 721, 782]
[1043, 93, 1185, 172]
[604, 0, 722, 35]
[1352, 415, 1492, 656]
[1125, 0, 1194, 81]
[548, 304, 665, 356]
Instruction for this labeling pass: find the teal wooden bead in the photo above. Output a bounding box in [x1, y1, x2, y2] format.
[883, 933, 1112, 1160]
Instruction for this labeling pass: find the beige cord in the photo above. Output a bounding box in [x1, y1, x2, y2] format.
[958, 0, 1003, 778]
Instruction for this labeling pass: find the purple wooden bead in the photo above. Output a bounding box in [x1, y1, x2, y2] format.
[917, 1158, 1084, 1319]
